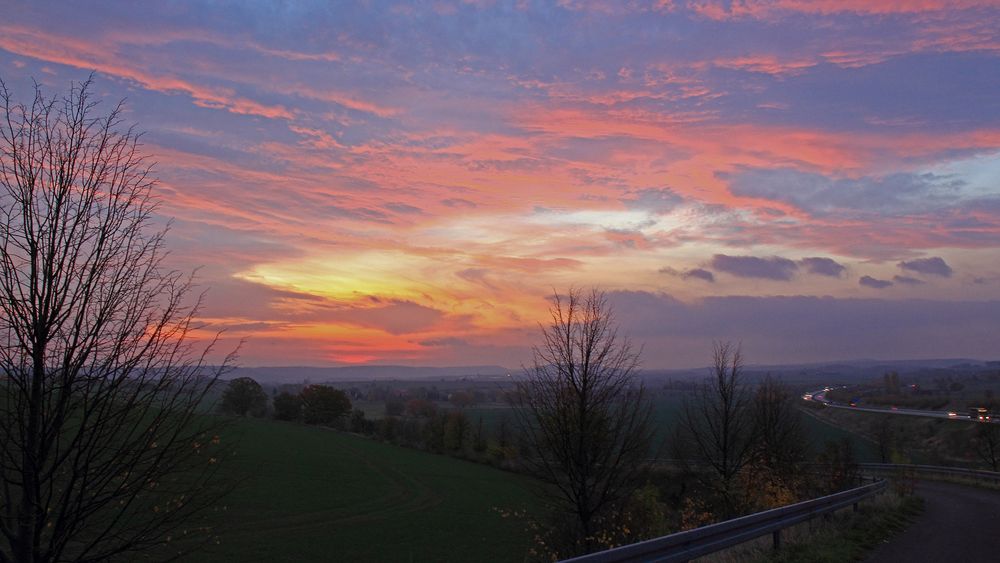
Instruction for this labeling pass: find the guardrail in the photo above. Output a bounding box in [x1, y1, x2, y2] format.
[860, 463, 1000, 484]
[559, 479, 886, 563]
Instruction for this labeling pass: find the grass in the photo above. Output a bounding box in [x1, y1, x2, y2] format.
[799, 408, 880, 462]
[465, 391, 880, 463]
[647, 392, 879, 461]
[166, 391, 885, 561]
[179, 418, 540, 562]
[758, 492, 924, 563]
[689, 491, 923, 563]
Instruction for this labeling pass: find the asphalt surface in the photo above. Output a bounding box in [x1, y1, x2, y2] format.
[804, 389, 992, 422]
[866, 481, 1000, 563]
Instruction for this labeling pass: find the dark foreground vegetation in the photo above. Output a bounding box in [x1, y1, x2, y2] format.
[760, 492, 924, 563]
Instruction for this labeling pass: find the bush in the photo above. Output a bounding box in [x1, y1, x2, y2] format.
[220, 377, 268, 417]
[301, 385, 352, 426]
[444, 411, 469, 452]
[349, 410, 373, 434]
[273, 392, 303, 421]
[385, 398, 405, 417]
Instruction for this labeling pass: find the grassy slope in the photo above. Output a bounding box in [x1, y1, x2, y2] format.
[471, 392, 879, 462]
[188, 419, 539, 562]
[165, 394, 882, 562]
[648, 392, 880, 462]
[760, 493, 924, 563]
[805, 406, 987, 466]
[799, 408, 880, 462]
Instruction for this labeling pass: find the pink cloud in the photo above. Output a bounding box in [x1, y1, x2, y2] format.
[689, 0, 998, 19]
[0, 24, 296, 120]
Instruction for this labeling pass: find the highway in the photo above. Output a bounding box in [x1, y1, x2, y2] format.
[803, 389, 1000, 560]
[802, 388, 994, 422]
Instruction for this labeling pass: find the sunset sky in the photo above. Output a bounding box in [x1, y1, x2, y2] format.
[3, 1, 1000, 368]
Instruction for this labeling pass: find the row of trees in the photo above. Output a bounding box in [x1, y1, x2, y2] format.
[218, 377, 353, 426]
[347, 408, 493, 456]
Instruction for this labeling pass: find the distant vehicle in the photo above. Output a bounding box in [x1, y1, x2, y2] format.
[948, 411, 958, 417]
[891, 406, 898, 411]
[849, 397, 860, 407]
[970, 407, 991, 422]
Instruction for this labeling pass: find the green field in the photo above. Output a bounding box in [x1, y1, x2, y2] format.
[175, 389, 879, 562]
[799, 409, 879, 462]
[467, 390, 878, 461]
[188, 418, 540, 562]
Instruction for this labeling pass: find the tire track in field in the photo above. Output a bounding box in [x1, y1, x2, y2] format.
[315, 438, 444, 525]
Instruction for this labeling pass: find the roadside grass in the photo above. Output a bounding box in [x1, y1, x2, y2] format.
[749, 491, 924, 563]
[806, 406, 993, 466]
[173, 417, 540, 562]
[799, 408, 880, 461]
[605, 486, 923, 563]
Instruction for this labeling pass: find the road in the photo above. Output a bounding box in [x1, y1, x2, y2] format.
[866, 480, 1000, 562]
[803, 388, 993, 422]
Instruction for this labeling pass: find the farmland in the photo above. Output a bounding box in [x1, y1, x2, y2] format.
[171, 381, 882, 562]
[184, 418, 540, 562]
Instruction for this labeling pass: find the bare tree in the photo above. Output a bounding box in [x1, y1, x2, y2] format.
[747, 375, 807, 505]
[974, 422, 1000, 472]
[512, 288, 653, 552]
[0, 77, 234, 562]
[677, 342, 755, 516]
[871, 417, 895, 464]
[753, 376, 806, 470]
[816, 438, 859, 493]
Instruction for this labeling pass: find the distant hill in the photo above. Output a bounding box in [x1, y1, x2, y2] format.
[638, 358, 997, 386]
[226, 364, 511, 384]
[223, 358, 997, 385]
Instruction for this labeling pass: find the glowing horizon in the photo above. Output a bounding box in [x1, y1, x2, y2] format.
[3, 1, 1000, 368]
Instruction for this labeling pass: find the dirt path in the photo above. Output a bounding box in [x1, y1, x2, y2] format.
[866, 481, 1000, 562]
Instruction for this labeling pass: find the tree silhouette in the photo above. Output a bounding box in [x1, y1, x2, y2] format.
[512, 288, 653, 553]
[0, 77, 234, 562]
[300, 385, 351, 426]
[219, 377, 267, 417]
[677, 342, 755, 516]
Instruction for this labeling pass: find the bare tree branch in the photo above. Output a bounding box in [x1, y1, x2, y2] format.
[676, 341, 755, 517]
[511, 288, 653, 554]
[0, 76, 234, 563]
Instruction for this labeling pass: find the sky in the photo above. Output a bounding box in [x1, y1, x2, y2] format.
[2, 0, 1000, 368]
